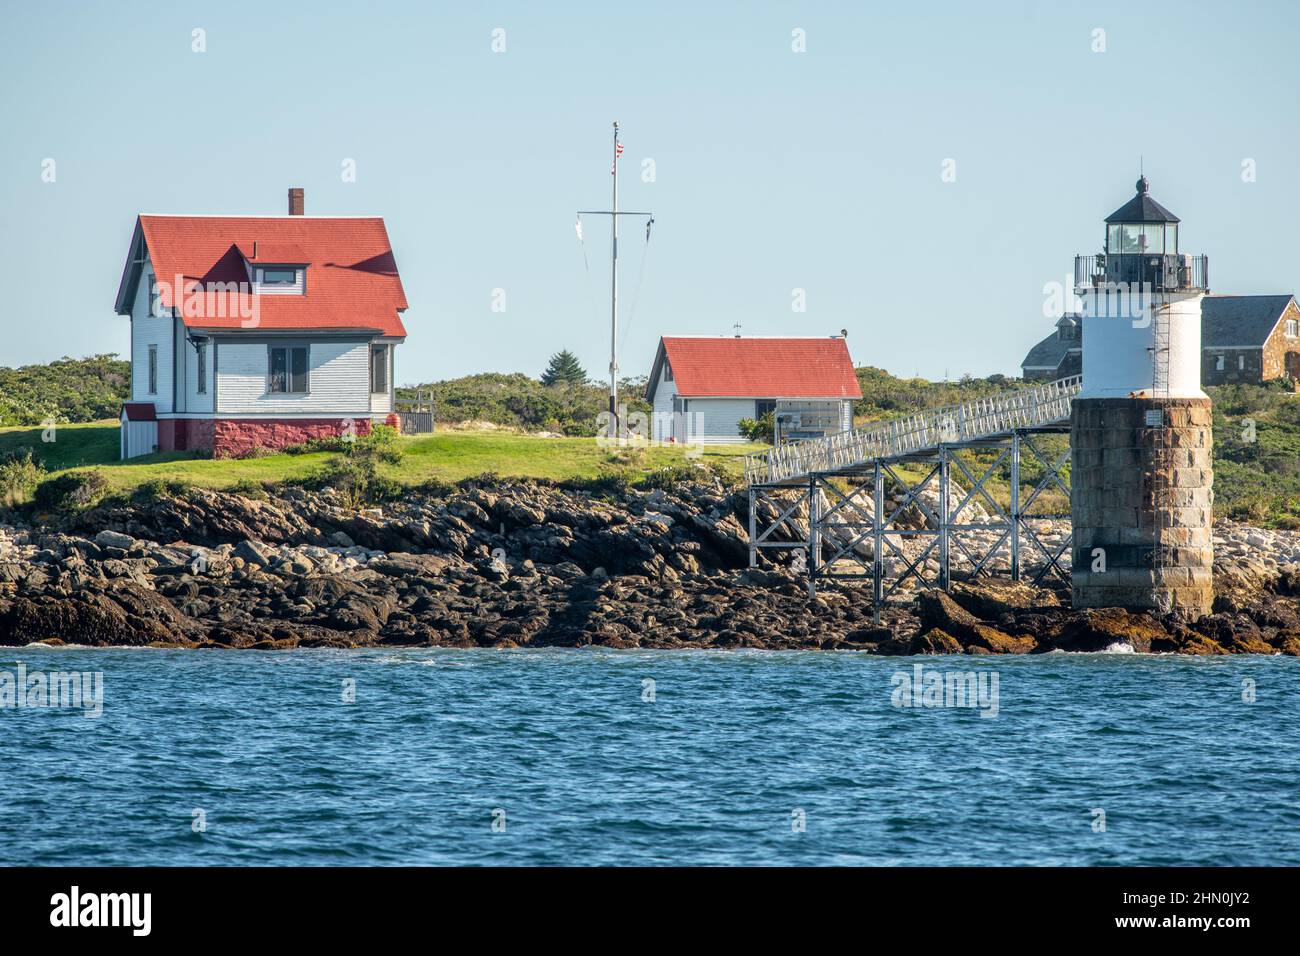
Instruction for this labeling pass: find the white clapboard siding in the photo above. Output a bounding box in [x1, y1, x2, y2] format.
[130, 261, 175, 412]
[182, 329, 215, 413]
[651, 372, 679, 442]
[252, 267, 305, 295]
[216, 340, 371, 415]
[683, 398, 758, 445]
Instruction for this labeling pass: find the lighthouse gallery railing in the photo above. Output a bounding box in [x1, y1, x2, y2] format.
[744, 374, 1083, 486]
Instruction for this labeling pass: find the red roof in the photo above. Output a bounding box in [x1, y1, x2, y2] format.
[118, 216, 408, 337]
[121, 403, 157, 422]
[654, 337, 862, 399]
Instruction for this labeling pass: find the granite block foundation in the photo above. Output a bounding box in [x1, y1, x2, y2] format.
[1070, 397, 1214, 620]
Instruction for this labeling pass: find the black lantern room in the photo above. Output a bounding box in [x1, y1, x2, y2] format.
[1105, 176, 1178, 256]
[1077, 177, 1207, 292]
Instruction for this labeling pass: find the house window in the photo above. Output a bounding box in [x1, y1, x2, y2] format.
[1286, 319, 1298, 338]
[268, 345, 309, 393]
[371, 345, 388, 394]
[148, 345, 157, 394]
[755, 399, 776, 418]
[1214, 353, 1225, 372]
[196, 342, 207, 394]
[664, 362, 673, 382]
[260, 268, 300, 286]
[147, 272, 158, 317]
[1238, 354, 1246, 371]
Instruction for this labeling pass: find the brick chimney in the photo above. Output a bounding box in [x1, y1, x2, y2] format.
[288, 187, 304, 216]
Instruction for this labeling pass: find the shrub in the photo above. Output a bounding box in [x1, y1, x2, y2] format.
[307, 424, 405, 507]
[32, 469, 109, 512]
[602, 446, 646, 469]
[229, 478, 270, 500]
[235, 445, 274, 460]
[638, 463, 699, 490]
[561, 470, 633, 500]
[637, 460, 732, 490]
[737, 412, 774, 444]
[133, 477, 192, 503]
[0, 449, 45, 506]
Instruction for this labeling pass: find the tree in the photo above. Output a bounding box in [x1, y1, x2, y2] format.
[541, 350, 588, 387]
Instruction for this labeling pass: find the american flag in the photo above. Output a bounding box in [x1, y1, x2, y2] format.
[611, 140, 624, 175]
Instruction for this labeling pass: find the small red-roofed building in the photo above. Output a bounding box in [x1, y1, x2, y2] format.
[113, 188, 409, 458]
[645, 335, 861, 444]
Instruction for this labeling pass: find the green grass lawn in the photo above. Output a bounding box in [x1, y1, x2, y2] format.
[0, 421, 764, 492]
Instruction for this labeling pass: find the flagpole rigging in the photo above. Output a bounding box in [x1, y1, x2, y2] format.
[577, 122, 652, 441]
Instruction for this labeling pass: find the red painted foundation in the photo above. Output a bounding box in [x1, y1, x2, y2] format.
[160, 418, 372, 458]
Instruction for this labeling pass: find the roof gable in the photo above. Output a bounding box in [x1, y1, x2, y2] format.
[1021, 330, 1073, 370]
[650, 336, 862, 401]
[1201, 295, 1295, 346]
[115, 215, 408, 337]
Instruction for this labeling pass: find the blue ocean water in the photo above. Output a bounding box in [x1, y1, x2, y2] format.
[0, 647, 1296, 866]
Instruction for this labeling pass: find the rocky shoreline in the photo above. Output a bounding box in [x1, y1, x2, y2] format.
[1, 478, 1299, 654]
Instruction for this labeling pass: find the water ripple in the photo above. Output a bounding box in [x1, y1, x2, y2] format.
[0, 649, 1296, 865]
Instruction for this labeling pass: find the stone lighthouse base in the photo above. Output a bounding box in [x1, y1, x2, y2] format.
[1070, 397, 1214, 620]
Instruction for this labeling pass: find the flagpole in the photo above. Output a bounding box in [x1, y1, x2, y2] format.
[610, 121, 620, 436]
[576, 123, 650, 444]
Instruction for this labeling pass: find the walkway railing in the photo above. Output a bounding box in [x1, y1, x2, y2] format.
[745, 375, 1082, 486]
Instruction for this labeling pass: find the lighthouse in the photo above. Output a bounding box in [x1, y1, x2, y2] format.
[1070, 177, 1214, 619]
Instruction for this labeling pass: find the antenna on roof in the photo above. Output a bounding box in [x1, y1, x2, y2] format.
[733, 323, 742, 338]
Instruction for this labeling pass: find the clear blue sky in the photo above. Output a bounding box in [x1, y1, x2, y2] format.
[2, 0, 1297, 383]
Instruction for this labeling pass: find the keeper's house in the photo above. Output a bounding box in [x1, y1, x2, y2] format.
[113, 188, 409, 459]
[646, 335, 861, 444]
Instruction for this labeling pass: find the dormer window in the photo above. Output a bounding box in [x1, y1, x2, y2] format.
[261, 268, 298, 285]
[254, 265, 305, 293]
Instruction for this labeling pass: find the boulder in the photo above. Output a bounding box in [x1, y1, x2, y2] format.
[948, 580, 1059, 619]
[233, 540, 274, 567]
[1052, 608, 1169, 653]
[910, 629, 963, 654]
[94, 530, 136, 550]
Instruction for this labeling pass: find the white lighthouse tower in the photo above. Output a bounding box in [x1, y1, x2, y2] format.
[1070, 177, 1214, 619]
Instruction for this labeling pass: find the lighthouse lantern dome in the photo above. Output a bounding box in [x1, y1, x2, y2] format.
[1104, 176, 1179, 256]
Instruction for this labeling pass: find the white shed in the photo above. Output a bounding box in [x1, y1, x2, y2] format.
[645, 335, 862, 445]
[120, 403, 158, 459]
